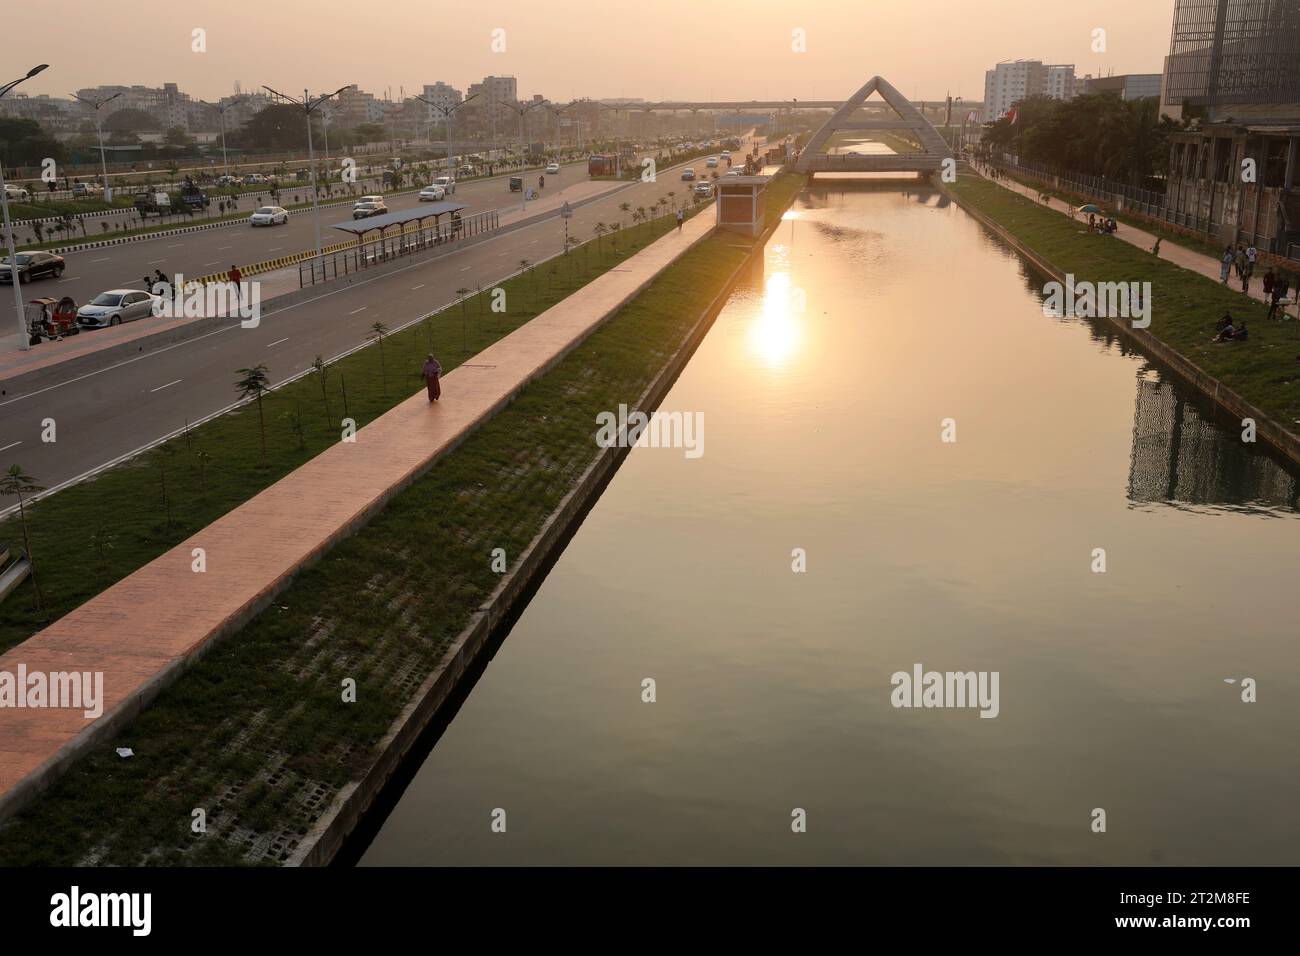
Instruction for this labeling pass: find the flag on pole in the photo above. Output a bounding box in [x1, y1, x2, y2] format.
[1006, 108, 1019, 125]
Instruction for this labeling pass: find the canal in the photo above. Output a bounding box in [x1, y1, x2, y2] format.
[357, 180, 1300, 866]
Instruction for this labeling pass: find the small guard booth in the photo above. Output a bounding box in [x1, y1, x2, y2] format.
[714, 175, 771, 237]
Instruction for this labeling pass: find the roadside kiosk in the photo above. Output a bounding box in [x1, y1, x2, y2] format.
[714, 175, 771, 237]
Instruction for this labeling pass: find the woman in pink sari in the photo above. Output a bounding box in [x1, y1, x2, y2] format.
[421, 353, 442, 402]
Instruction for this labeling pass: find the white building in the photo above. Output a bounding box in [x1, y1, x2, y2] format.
[983, 60, 1078, 120]
[419, 82, 462, 119]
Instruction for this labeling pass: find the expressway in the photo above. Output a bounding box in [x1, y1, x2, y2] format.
[0, 135, 762, 504]
[8, 161, 591, 308]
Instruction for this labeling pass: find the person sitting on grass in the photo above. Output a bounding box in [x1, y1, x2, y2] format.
[1234, 320, 1249, 341]
[1213, 318, 1237, 343]
[1216, 312, 1234, 335]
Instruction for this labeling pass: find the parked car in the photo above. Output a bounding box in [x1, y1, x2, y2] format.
[0, 251, 66, 283]
[432, 176, 456, 194]
[723, 169, 742, 177]
[241, 173, 267, 185]
[3, 184, 31, 202]
[705, 157, 719, 168]
[418, 185, 446, 202]
[352, 199, 388, 219]
[77, 289, 159, 328]
[74, 181, 104, 196]
[545, 162, 560, 175]
[249, 205, 289, 226]
[458, 164, 476, 176]
[680, 168, 696, 181]
[215, 175, 240, 187]
[693, 182, 713, 197]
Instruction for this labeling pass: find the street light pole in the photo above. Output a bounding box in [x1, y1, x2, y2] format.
[498, 99, 545, 211]
[217, 95, 247, 181]
[411, 92, 478, 184]
[71, 89, 122, 202]
[264, 84, 347, 259]
[3, 64, 49, 351]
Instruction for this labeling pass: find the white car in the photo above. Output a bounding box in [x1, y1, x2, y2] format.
[77, 289, 160, 328]
[249, 205, 288, 226]
[545, 162, 560, 175]
[720, 150, 731, 157]
[724, 169, 742, 177]
[705, 157, 719, 168]
[352, 199, 388, 219]
[680, 168, 696, 181]
[418, 185, 446, 202]
[693, 182, 713, 197]
[432, 176, 455, 194]
[4, 184, 31, 202]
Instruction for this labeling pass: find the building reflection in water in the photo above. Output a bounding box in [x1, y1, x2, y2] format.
[1128, 369, 1299, 512]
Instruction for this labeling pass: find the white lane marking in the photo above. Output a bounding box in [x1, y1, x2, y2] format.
[150, 379, 182, 393]
[529, 239, 538, 244]
[91, 257, 111, 263]
[266, 337, 290, 347]
[57, 276, 79, 282]
[167, 243, 183, 248]
[147, 259, 164, 264]
[218, 245, 232, 251]
[460, 265, 471, 271]
[411, 284, 425, 290]
[269, 246, 283, 252]
[203, 261, 220, 266]
[348, 307, 367, 315]
[0, 440, 22, 453]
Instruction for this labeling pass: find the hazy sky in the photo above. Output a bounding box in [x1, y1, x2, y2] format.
[3, 0, 1178, 104]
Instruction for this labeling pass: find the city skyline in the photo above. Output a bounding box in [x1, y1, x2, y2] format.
[2, 0, 1177, 104]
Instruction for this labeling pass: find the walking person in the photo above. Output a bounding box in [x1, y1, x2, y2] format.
[1234, 245, 1248, 280]
[1246, 244, 1258, 278]
[1220, 247, 1233, 284]
[421, 353, 442, 402]
[676, 208, 684, 231]
[228, 264, 242, 306]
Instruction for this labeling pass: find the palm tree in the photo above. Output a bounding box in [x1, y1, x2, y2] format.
[593, 221, 607, 255]
[609, 222, 621, 251]
[0, 464, 46, 609]
[234, 364, 272, 462]
[369, 322, 390, 397]
[195, 448, 212, 497]
[618, 201, 631, 229]
[312, 355, 333, 426]
[518, 258, 532, 289]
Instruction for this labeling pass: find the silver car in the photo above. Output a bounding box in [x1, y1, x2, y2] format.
[77, 289, 160, 328]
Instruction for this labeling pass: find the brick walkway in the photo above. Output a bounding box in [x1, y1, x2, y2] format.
[0, 206, 716, 819]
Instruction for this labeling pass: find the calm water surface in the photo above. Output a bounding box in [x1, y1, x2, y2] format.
[359, 183, 1299, 866]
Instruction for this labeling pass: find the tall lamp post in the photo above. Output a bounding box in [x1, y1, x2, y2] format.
[411, 92, 478, 184]
[498, 99, 547, 211]
[263, 84, 348, 258]
[70, 89, 122, 201]
[1, 64, 49, 352]
[952, 96, 964, 154]
[216, 95, 247, 181]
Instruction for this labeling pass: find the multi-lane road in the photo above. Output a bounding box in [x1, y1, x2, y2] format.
[0, 135, 762, 505]
[11, 162, 589, 307]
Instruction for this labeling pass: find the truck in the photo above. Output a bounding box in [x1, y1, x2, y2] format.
[134, 191, 172, 218]
[178, 177, 209, 211]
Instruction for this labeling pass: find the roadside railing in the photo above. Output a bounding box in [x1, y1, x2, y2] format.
[297, 208, 500, 287]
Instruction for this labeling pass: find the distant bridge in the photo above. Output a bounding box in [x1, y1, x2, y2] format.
[794, 77, 952, 177]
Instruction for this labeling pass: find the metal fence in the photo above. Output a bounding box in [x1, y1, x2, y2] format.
[990, 154, 1237, 243]
[297, 208, 500, 287]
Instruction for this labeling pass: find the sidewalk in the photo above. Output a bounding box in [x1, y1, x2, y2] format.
[0, 205, 716, 820]
[974, 164, 1296, 316]
[0, 177, 628, 384]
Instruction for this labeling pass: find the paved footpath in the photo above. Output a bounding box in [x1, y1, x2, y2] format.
[0, 206, 717, 818]
[974, 164, 1298, 317]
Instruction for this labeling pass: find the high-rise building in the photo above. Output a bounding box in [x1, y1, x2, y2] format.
[419, 82, 462, 119]
[467, 75, 518, 131]
[1160, 0, 1300, 257]
[1163, 0, 1300, 118]
[983, 60, 1077, 119]
[1082, 74, 1164, 100]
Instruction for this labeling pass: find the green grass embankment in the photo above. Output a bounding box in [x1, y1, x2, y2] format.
[0, 198, 715, 655]
[0, 172, 804, 865]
